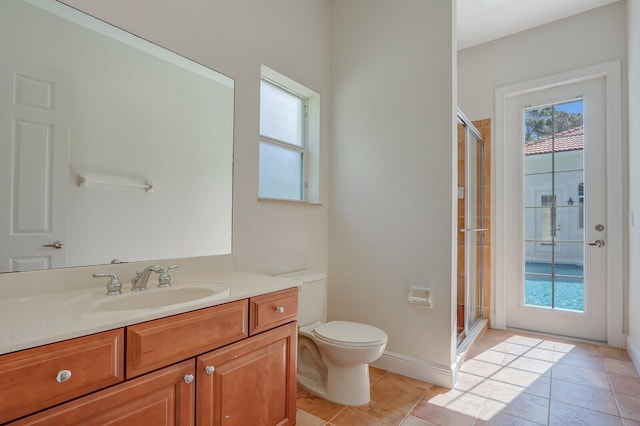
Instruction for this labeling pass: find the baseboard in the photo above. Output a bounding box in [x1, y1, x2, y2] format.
[627, 334, 640, 375]
[372, 351, 455, 388]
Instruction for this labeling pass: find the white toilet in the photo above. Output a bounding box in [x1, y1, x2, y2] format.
[280, 270, 388, 406]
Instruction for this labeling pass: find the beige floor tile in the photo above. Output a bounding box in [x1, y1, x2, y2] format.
[410, 387, 480, 426]
[297, 389, 346, 421]
[472, 379, 531, 405]
[523, 347, 557, 362]
[519, 375, 552, 398]
[331, 401, 406, 426]
[489, 341, 532, 356]
[506, 335, 544, 347]
[370, 373, 431, 415]
[551, 363, 611, 389]
[537, 339, 577, 354]
[554, 351, 606, 371]
[459, 358, 503, 377]
[601, 346, 632, 361]
[610, 373, 640, 398]
[508, 356, 554, 375]
[370, 366, 388, 385]
[472, 349, 519, 366]
[400, 414, 436, 425]
[475, 410, 545, 426]
[623, 419, 640, 426]
[549, 400, 623, 426]
[605, 359, 640, 377]
[617, 393, 640, 421]
[296, 408, 329, 426]
[571, 342, 603, 356]
[550, 379, 618, 416]
[491, 366, 545, 388]
[500, 392, 549, 425]
[454, 371, 489, 393]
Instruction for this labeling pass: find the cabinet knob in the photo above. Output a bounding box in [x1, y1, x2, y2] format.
[275, 306, 285, 314]
[183, 374, 194, 384]
[205, 365, 215, 375]
[56, 369, 72, 383]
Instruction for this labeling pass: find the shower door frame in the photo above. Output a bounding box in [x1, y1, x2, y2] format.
[457, 110, 485, 345]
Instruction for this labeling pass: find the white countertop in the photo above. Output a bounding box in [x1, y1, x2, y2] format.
[0, 272, 300, 356]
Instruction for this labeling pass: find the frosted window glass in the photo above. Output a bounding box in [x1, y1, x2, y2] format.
[260, 80, 303, 146]
[259, 141, 303, 200]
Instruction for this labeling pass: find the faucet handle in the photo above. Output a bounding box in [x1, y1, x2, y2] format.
[93, 273, 122, 296]
[158, 264, 179, 288]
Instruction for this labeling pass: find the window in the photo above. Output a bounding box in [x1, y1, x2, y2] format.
[258, 66, 320, 203]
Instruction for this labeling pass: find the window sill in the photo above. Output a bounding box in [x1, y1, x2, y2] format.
[258, 197, 322, 206]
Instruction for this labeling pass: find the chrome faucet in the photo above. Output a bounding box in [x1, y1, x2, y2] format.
[131, 265, 162, 291]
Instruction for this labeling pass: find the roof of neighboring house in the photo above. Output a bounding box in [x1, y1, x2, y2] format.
[524, 126, 583, 155]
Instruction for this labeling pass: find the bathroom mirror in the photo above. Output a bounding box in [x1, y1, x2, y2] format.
[0, 0, 234, 273]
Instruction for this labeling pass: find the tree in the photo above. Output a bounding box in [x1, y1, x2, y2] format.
[525, 106, 583, 141]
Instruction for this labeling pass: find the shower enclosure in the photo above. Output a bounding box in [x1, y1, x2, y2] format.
[457, 111, 485, 346]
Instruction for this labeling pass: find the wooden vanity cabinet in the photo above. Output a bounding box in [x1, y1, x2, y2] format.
[196, 321, 297, 426]
[4, 288, 297, 425]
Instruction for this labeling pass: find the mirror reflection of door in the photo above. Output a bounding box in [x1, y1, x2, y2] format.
[0, 63, 69, 272]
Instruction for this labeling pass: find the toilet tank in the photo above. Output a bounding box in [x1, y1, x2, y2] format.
[278, 270, 327, 326]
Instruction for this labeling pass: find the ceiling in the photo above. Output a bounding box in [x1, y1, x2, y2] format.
[457, 0, 620, 50]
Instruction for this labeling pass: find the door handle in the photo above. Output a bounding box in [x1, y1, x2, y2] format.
[43, 241, 64, 249]
[586, 240, 605, 248]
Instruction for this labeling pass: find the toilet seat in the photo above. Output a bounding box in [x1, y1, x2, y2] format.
[313, 320, 387, 347]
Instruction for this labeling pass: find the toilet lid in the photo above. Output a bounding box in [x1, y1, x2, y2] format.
[313, 321, 387, 346]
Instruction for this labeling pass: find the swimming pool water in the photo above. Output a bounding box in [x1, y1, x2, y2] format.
[524, 262, 584, 311]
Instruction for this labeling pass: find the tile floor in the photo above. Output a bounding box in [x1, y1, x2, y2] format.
[296, 329, 640, 425]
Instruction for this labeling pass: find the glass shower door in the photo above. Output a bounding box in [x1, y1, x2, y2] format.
[457, 113, 485, 345]
[466, 129, 484, 333]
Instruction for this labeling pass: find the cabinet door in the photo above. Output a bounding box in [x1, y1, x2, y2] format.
[196, 322, 297, 426]
[11, 359, 195, 426]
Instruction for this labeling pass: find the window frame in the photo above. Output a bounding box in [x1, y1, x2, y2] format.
[258, 65, 320, 204]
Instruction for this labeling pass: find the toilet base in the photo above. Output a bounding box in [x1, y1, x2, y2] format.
[298, 362, 371, 406]
[326, 363, 371, 406]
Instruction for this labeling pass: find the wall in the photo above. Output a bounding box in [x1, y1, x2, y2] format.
[12, 0, 331, 280]
[627, 0, 640, 370]
[458, 2, 626, 120]
[458, 1, 628, 335]
[329, 0, 457, 386]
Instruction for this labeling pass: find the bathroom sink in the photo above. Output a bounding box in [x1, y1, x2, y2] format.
[94, 281, 230, 312]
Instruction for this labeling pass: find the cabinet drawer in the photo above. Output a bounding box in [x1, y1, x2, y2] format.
[0, 329, 124, 424]
[10, 359, 195, 426]
[126, 299, 248, 378]
[250, 287, 298, 335]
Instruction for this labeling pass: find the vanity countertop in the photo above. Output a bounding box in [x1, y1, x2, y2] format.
[0, 272, 300, 356]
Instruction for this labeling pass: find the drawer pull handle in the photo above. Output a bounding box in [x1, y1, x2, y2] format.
[56, 370, 72, 383]
[275, 306, 285, 314]
[183, 374, 194, 384]
[205, 365, 215, 375]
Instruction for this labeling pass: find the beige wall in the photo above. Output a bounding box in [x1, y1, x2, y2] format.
[329, 0, 457, 385]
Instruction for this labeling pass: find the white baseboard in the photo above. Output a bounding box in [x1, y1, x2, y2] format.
[627, 334, 640, 375]
[372, 351, 455, 388]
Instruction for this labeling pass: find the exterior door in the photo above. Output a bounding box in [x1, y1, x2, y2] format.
[0, 61, 69, 272]
[505, 77, 607, 341]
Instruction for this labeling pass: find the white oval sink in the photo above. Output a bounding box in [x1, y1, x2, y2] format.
[94, 281, 230, 311]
